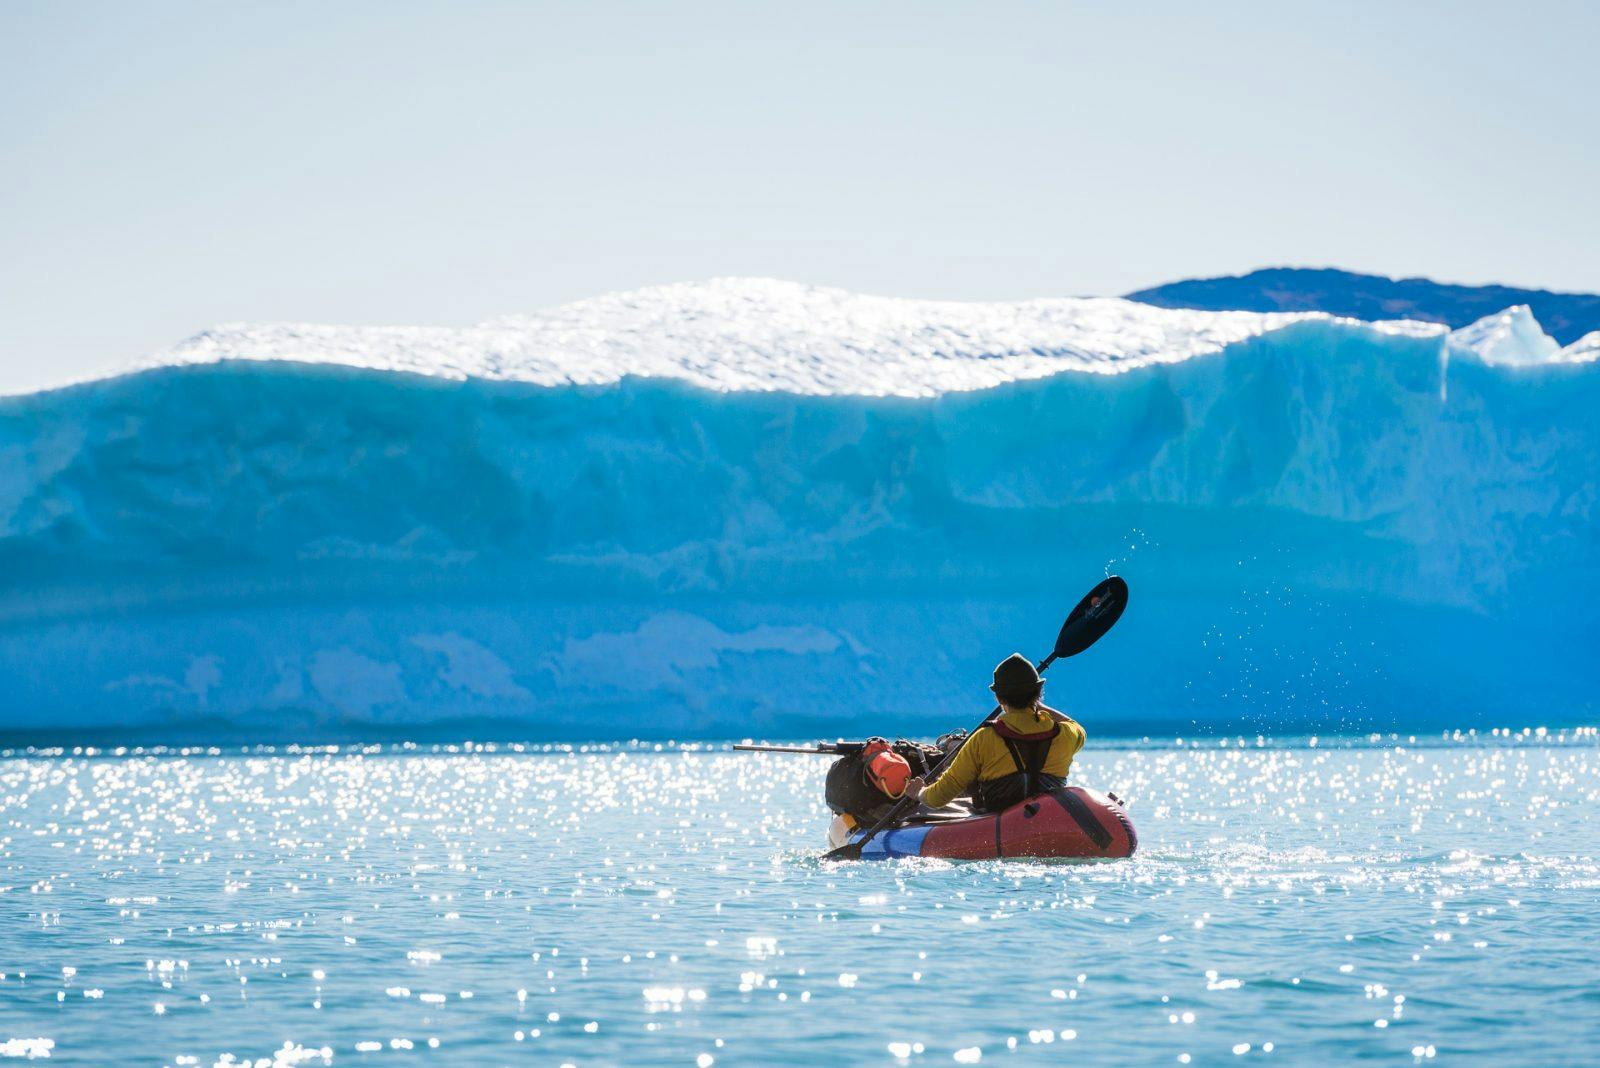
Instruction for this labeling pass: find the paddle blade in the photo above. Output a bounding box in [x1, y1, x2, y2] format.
[1053, 576, 1129, 659]
[822, 840, 864, 861]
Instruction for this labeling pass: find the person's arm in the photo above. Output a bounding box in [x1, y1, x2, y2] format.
[910, 730, 985, 809]
[1043, 706, 1087, 755]
[1068, 718, 1086, 755]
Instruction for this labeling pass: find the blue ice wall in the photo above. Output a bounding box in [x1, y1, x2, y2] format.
[1, 319, 1595, 740]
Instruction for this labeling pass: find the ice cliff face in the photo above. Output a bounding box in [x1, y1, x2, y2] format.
[1, 280, 1595, 741]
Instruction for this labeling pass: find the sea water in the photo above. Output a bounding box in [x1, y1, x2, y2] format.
[1, 734, 1596, 1066]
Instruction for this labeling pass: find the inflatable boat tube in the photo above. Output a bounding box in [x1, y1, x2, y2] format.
[830, 787, 1136, 861]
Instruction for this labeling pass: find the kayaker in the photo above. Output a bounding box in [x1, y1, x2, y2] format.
[903, 653, 1086, 812]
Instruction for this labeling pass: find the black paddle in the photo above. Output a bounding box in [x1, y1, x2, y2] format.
[821, 575, 1129, 861]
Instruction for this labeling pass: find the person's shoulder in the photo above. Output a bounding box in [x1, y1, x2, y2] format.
[1043, 706, 1086, 739]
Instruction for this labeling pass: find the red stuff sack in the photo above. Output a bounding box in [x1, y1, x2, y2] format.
[861, 737, 911, 798]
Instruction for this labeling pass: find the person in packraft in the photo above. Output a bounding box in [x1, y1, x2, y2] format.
[903, 653, 1086, 812]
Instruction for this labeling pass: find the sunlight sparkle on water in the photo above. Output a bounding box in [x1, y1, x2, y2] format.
[0, 734, 1597, 1064]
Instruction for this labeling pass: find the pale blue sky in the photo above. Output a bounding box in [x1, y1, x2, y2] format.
[3, 1, 1597, 392]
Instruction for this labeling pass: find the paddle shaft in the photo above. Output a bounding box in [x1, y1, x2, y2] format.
[732, 743, 863, 755]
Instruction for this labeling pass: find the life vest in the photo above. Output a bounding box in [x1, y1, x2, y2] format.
[974, 720, 1066, 813]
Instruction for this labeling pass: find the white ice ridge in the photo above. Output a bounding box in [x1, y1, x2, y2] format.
[1446, 305, 1560, 366]
[1555, 329, 1600, 363]
[133, 277, 1490, 399]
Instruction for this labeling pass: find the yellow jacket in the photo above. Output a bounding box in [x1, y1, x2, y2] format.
[920, 706, 1086, 810]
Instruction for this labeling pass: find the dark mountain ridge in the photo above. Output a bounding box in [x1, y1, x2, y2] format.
[1126, 267, 1600, 345]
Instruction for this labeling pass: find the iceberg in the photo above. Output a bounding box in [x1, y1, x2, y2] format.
[1, 279, 1595, 741]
